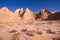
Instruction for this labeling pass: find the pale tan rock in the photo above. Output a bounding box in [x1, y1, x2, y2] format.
[39, 9, 51, 19]
[14, 8, 24, 16]
[15, 8, 20, 15]
[0, 7, 13, 14]
[0, 7, 20, 22]
[23, 8, 36, 21]
[19, 8, 24, 17]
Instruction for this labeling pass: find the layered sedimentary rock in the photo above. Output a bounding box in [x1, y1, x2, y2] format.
[39, 9, 51, 20]
[23, 8, 36, 21]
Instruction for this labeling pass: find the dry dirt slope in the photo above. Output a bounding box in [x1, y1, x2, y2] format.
[0, 20, 60, 40]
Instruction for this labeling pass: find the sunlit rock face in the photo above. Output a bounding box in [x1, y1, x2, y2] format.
[0, 7, 13, 14]
[14, 8, 21, 15]
[23, 8, 36, 21]
[14, 8, 24, 17]
[0, 7, 21, 22]
[39, 9, 51, 20]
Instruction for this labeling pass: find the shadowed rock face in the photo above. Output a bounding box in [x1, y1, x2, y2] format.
[36, 13, 40, 19]
[14, 8, 24, 17]
[15, 9, 21, 15]
[47, 12, 60, 20]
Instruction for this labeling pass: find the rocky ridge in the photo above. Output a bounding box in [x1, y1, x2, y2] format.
[0, 7, 60, 22]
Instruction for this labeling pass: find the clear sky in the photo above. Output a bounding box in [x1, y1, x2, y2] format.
[0, 0, 60, 13]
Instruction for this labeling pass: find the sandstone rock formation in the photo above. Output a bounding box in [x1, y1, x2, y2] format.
[38, 9, 51, 20]
[48, 12, 60, 20]
[15, 8, 24, 17]
[23, 8, 36, 21]
[0, 7, 13, 14]
[14, 8, 21, 15]
[0, 7, 60, 22]
[0, 7, 20, 22]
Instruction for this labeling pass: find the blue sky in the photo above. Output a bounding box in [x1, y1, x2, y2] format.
[0, 0, 60, 13]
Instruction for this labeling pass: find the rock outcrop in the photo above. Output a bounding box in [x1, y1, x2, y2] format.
[0, 7, 60, 22]
[0, 7, 19, 22]
[15, 8, 24, 17]
[15, 8, 21, 15]
[38, 9, 51, 20]
[48, 12, 60, 20]
[23, 8, 36, 21]
[0, 7, 13, 14]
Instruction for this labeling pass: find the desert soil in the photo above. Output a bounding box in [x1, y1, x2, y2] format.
[0, 20, 60, 40]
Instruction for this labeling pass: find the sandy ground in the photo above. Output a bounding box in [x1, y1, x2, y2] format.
[0, 20, 60, 40]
